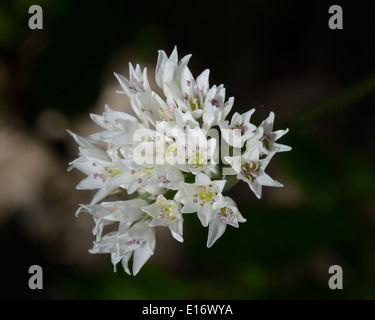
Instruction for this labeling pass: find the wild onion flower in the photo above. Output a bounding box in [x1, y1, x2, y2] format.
[68, 47, 291, 275]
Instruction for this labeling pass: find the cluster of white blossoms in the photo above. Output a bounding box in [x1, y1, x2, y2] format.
[68, 47, 291, 275]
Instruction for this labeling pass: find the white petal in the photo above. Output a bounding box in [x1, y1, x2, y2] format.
[207, 218, 227, 248]
[211, 180, 226, 193]
[181, 200, 200, 213]
[121, 252, 133, 275]
[202, 105, 217, 131]
[114, 72, 133, 97]
[76, 175, 103, 190]
[195, 172, 211, 186]
[111, 252, 123, 272]
[273, 128, 289, 141]
[170, 223, 184, 243]
[141, 202, 161, 218]
[243, 145, 260, 161]
[231, 112, 242, 125]
[67, 130, 91, 148]
[261, 112, 275, 133]
[197, 205, 213, 227]
[248, 179, 262, 199]
[196, 69, 210, 96]
[133, 242, 154, 276]
[242, 108, 256, 123]
[174, 188, 188, 204]
[155, 50, 168, 88]
[273, 143, 292, 153]
[257, 172, 283, 187]
[90, 113, 107, 129]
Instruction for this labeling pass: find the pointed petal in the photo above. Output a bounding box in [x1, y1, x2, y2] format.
[195, 172, 211, 186]
[197, 205, 213, 227]
[257, 172, 283, 187]
[181, 200, 200, 213]
[133, 242, 154, 275]
[248, 179, 262, 199]
[196, 69, 210, 96]
[121, 252, 133, 275]
[207, 218, 227, 248]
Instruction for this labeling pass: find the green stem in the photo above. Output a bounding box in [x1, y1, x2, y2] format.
[137, 192, 151, 199]
[291, 72, 375, 130]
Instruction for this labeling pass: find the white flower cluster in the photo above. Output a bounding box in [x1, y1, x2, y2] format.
[68, 47, 291, 275]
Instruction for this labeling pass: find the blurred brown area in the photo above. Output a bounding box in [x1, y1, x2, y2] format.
[0, 0, 374, 299]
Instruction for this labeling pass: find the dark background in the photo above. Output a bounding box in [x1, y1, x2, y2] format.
[0, 0, 374, 299]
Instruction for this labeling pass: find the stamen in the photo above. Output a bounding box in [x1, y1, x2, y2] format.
[211, 99, 219, 107]
[157, 199, 165, 206]
[158, 175, 171, 184]
[241, 166, 250, 178]
[165, 109, 173, 119]
[251, 169, 259, 179]
[260, 134, 271, 148]
[126, 238, 140, 246]
[217, 207, 235, 222]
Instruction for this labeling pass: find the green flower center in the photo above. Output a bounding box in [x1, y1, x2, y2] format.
[165, 205, 176, 219]
[233, 124, 246, 136]
[260, 134, 271, 149]
[199, 187, 213, 202]
[217, 207, 235, 222]
[189, 150, 206, 168]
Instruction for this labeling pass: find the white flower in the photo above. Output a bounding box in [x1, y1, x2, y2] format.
[205, 195, 246, 248]
[155, 47, 191, 93]
[88, 104, 144, 147]
[114, 62, 151, 98]
[148, 165, 184, 190]
[219, 109, 257, 147]
[225, 146, 283, 199]
[202, 85, 234, 131]
[174, 172, 226, 227]
[68, 46, 291, 275]
[67, 130, 130, 204]
[90, 218, 156, 275]
[76, 199, 148, 240]
[247, 111, 292, 155]
[141, 195, 184, 242]
[169, 126, 218, 174]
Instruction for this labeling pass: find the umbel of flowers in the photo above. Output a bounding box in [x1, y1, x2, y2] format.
[68, 47, 291, 275]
